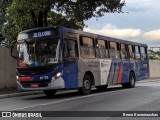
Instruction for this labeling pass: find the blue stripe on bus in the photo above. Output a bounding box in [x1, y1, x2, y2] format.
[62, 62, 78, 89]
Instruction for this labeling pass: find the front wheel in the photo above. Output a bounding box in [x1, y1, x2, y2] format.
[122, 72, 135, 88]
[78, 75, 92, 95]
[43, 90, 57, 97]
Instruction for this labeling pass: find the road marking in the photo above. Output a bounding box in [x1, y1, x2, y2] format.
[10, 89, 123, 111]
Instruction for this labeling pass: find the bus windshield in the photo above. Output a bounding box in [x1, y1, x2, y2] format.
[17, 39, 61, 68]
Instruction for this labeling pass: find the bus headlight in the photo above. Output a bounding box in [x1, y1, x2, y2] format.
[16, 75, 19, 80]
[56, 72, 62, 78]
[52, 72, 62, 81]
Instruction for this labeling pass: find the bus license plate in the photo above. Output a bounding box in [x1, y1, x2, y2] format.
[31, 83, 39, 88]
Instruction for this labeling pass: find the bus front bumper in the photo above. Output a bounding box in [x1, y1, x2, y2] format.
[17, 77, 65, 91]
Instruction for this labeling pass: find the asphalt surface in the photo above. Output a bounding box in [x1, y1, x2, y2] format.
[1, 79, 160, 120]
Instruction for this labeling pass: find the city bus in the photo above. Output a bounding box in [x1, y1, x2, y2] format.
[14, 26, 149, 97]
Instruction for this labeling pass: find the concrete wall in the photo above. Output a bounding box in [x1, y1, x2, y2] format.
[149, 60, 160, 78]
[0, 46, 160, 89]
[0, 47, 17, 89]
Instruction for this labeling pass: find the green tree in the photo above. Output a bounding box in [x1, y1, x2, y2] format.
[0, 0, 12, 31]
[0, 0, 12, 44]
[148, 50, 160, 60]
[2, 0, 126, 44]
[56, 0, 125, 27]
[155, 51, 160, 59]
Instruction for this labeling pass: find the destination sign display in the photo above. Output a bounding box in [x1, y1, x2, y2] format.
[33, 31, 51, 38]
[17, 28, 58, 42]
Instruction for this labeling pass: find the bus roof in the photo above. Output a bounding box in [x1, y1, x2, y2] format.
[19, 26, 147, 47]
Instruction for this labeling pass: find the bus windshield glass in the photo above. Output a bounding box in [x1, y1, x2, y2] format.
[17, 39, 61, 68]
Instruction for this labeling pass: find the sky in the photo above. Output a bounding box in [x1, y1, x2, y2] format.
[84, 0, 160, 48]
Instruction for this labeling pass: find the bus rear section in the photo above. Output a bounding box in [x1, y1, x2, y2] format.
[77, 36, 149, 92]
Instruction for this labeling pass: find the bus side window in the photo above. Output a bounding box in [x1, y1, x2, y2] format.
[80, 37, 95, 58]
[128, 45, 135, 60]
[135, 46, 141, 60]
[121, 43, 128, 59]
[140, 46, 147, 60]
[64, 40, 78, 58]
[96, 40, 109, 58]
[109, 42, 120, 59]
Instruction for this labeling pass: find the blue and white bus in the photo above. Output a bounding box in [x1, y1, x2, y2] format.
[15, 26, 149, 97]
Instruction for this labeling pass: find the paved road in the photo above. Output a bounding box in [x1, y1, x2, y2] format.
[1, 79, 160, 120]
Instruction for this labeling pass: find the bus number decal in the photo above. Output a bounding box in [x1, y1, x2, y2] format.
[40, 76, 49, 80]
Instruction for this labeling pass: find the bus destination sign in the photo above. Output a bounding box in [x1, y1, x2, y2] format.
[33, 31, 51, 38]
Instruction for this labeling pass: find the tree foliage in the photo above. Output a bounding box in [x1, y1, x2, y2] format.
[0, 0, 125, 45]
[56, 0, 125, 25]
[148, 50, 160, 60]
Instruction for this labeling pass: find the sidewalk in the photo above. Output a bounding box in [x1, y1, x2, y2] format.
[138, 77, 160, 83]
[0, 77, 160, 99]
[0, 87, 42, 99]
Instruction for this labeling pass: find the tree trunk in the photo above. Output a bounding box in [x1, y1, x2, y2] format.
[43, 10, 48, 27]
[30, 9, 37, 28]
[38, 11, 44, 27]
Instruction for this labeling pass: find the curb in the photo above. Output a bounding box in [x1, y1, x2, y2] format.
[0, 91, 43, 99]
[138, 78, 160, 83]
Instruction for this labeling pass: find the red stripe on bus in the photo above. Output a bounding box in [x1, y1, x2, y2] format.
[117, 64, 123, 83]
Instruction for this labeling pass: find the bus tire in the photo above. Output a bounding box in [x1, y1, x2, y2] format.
[96, 85, 108, 91]
[122, 72, 135, 88]
[78, 75, 91, 95]
[43, 90, 57, 97]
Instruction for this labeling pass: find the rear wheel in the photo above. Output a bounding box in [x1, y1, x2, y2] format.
[78, 75, 92, 95]
[122, 72, 135, 88]
[43, 90, 57, 97]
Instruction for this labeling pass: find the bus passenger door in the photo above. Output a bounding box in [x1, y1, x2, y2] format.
[63, 39, 79, 88]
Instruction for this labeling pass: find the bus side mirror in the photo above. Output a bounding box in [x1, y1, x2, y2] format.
[10, 45, 18, 59]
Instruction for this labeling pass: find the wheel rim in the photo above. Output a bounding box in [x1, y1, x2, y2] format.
[83, 79, 90, 90]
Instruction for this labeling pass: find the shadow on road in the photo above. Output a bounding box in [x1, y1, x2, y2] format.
[23, 86, 130, 100]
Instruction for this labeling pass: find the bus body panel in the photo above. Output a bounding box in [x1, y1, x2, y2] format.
[17, 77, 65, 91]
[78, 59, 101, 87]
[16, 64, 65, 90]
[108, 59, 122, 85]
[121, 59, 131, 83]
[136, 60, 149, 80]
[16, 26, 149, 92]
[63, 62, 78, 89]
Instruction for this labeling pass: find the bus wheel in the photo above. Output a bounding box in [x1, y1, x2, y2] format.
[43, 90, 57, 97]
[122, 72, 135, 88]
[78, 75, 91, 95]
[96, 85, 108, 91]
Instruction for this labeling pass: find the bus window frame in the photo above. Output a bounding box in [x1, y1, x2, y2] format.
[80, 36, 96, 59]
[109, 41, 120, 59]
[128, 44, 135, 60]
[120, 43, 128, 59]
[96, 39, 109, 59]
[140, 46, 147, 60]
[63, 39, 79, 59]
[135, 45, 141, 60]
